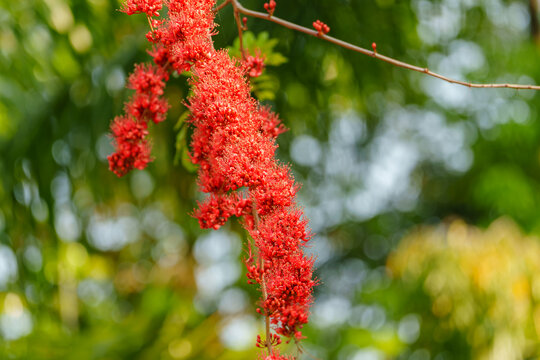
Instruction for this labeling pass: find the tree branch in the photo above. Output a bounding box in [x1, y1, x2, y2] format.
[225, 0, 540, 91]
[213, 0, 231, 13]
[233, 7, 246, 58]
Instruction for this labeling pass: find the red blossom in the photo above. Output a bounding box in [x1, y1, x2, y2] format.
[127, 63, 168, 95]
[147, 46, 169, 67]
[257, 106, 287, 138]
[244, 53, 266, 78]
[261, 349, 295, 360]
[193, 193, 252, 230]
[108, 62, 169, 176]
[108, 116, 152, 177]
[110, 115, 148, 141]
[113, 0, 316, 354]
[187, 43, 314, 346]
[121, 0, 162, 17]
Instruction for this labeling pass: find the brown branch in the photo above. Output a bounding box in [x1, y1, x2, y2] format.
[213, 0, 231, 13]
[233, 7, 246, 58]
[218, 0, 246, 57]
[227, 0, 540, 91]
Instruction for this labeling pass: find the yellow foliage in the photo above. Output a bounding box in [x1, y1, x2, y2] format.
[387, 217, 540, 359]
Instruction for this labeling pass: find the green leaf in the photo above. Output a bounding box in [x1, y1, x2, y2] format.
[265, 53, 288, 66]
[251, 73, 280, 101]
[181, 146, 197, 173]
[174, 123, 187, 166]
[228, 31, 288, 66]
[175, 110, 190, 131]
[174, 114, 198, 173]
[227, 31, 287, 101]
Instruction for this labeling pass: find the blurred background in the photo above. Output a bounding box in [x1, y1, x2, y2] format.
[2, 0, 540, 358]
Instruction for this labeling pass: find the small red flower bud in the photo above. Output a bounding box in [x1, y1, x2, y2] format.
[312, 20, 330, 36]
[263, 0, 276, 16]
[372, 42, 377, 53]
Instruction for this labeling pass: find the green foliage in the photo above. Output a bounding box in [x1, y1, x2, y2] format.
[228, 31, 287, 100]
[174, 111, 197, 173]
[228, 31, 288, 67]
[249, 73, 280, 101]
[3, 0, 540, 359]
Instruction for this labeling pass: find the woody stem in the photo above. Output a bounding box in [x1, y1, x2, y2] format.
[214, 0, 231, 12]
[231, 0, 246, 58]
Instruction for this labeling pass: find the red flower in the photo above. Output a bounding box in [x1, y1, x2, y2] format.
[108, 63, 169, 177]
[121, 0, 162, 17]
[245, 53, 266, 78]
[108, 116, 152, 177]
[113, 0, 316, 354]
[185, 28, 314, 345]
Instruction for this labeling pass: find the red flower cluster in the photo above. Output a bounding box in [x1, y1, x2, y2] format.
[144, 0, 216, 73]
[185, 22, 314, 352]
[193, 193, 252, 230]
[262, 351, 294, 360]
[244, 53, 266, 78]
[121, 0, 162, 17]
[114, 0, 315, 356]
[313, 20, 330, 36]
[110, 0, 217, 176]
[108, 63, 169, 177]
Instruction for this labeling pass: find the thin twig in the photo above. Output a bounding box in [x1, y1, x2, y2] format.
[296, 343, 323, 360]
[213, 0, 231, 13]
[146, 15, 155, 32]
[226, 0, 540, 91]
[231, 1, 246, 58]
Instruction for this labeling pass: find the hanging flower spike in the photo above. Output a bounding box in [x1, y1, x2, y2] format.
[187, 42, 314, 354]
[121, 0, 163, 17]
[113, 0, 316, 355]
[312, 20, 330, 36]
[264, 0, 276, 16]
[107, 61, 169, 177]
